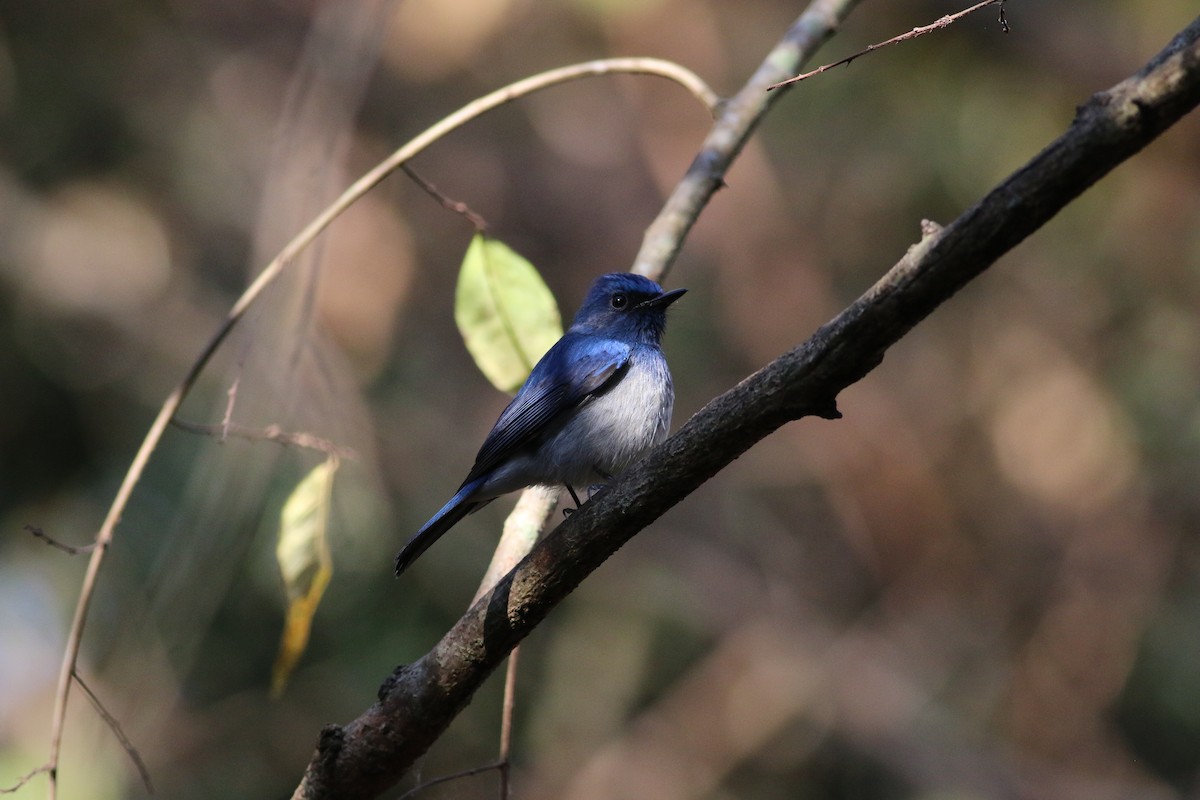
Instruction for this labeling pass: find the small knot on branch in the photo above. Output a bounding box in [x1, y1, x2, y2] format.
[378, 665, 410, 701]
[402, 164, 489, 232]
[317, 724, 345, 756]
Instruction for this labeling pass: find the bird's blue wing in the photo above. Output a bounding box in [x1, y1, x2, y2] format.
[463, 335, 630, 484]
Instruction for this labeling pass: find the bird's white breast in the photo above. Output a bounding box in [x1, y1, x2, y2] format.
[471, 347, 674, 497]
[535, 348, 674, 488]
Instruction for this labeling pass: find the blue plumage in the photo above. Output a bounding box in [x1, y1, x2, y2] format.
[395, 273, 685, 575]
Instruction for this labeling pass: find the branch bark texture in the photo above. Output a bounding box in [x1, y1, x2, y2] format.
[293, 14, 1200, 800]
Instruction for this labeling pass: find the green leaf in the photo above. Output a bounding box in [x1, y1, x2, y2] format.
[271, 457, 337, 698]
[455, 234, 563, 393]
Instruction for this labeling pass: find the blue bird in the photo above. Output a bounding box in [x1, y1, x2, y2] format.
[395, 273, 686, 576]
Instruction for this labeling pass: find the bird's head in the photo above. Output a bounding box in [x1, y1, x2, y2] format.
[569, 273, 686, 344]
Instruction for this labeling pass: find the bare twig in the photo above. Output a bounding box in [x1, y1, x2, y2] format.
[73, 672, 154, 794]
[43, 55, 717, 797]
[0, 765, 51, 795]
[25, 526, 97, 556]
[768, 0, 1007, 90]
[395, 761, 505, 799]
[170, 418, 359, 460]
[498, 648, 520, 800]
[401, 165, 489, 231]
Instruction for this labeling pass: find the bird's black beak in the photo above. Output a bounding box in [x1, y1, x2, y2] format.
[640, 287, 687, 309]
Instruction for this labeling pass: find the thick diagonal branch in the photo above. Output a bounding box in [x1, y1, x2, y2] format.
[293, 14, 1200, 800]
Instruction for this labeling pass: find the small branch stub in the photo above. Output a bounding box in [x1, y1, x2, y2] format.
[25, 526, 96, 556]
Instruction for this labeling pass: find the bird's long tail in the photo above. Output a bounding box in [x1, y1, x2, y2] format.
[395, 479, 488, 576]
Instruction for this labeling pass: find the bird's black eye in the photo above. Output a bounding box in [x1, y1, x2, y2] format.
[611, 293, 628, 310]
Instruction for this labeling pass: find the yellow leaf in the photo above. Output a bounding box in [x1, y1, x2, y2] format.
[271, 458, 337, 698]
[455, 234, 563, 393]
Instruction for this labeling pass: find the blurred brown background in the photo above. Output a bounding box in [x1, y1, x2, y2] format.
[2, 1, 1199, 798]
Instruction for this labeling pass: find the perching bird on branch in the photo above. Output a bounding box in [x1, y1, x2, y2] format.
[395, 272, 686, 575]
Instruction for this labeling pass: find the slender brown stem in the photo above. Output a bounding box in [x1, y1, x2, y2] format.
[25, 526, 96, 556]
[401, 164, 490, 231]
[498, 647, 520, 800]
[0, 765, 51, 795]
[769, 0, 1007, 90]
[171, 418, 359, 460]
[73, 672, 153, 794]
[395, 762, 506, 799]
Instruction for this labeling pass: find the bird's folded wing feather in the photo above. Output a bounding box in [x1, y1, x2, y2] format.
[463, 335, 630, 484]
